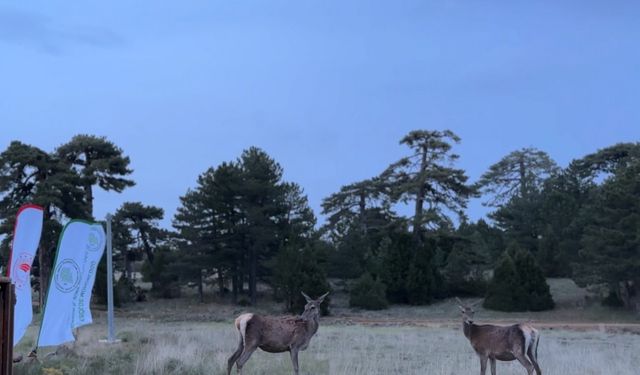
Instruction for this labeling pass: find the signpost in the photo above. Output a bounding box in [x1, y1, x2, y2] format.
[101, 214, 119, 344]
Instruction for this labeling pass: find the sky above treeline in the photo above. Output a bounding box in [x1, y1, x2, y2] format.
[1, 1, 639, 228]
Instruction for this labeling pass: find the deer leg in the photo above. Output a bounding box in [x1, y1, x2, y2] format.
[479, 355, 488, 375]
[227, 339, 244, 375]
[514, 352, 534, 375]
[527, 336, 542, 375]
[235, 343, 258, 375]
[289, 349, 300, 375]
[490, 358, 496, 375]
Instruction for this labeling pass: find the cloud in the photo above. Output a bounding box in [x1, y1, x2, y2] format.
[0, 7, 123, 55]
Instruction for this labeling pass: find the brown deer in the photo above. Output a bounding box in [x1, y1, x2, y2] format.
[456, 298, 541, 375]
[227, 291, 329, 375]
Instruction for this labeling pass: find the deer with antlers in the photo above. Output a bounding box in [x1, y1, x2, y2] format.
[227, 291, 329, 375]
[456, 297, 541, 375]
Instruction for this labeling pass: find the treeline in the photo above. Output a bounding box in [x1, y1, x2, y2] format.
[0, 132, 638, 313]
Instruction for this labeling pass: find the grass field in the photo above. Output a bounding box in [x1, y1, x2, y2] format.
[12, 279, 640, 374]
[14, 320, 640, 375]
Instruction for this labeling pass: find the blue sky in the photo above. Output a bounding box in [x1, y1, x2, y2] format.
[1, 1, 639, 228]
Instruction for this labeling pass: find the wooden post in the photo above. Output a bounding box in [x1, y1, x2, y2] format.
[0, 277, 14, 375]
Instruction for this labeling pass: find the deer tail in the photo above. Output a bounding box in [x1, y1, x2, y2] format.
[234, 313, 253, 344]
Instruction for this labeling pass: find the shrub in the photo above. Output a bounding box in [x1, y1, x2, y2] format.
[349, 273, 388, 310]
[94, 256, 121, 307]
[380, 233, 412, 304]
[443, 242, 488, 297]
[602, 289, 624, 307]
[141, 250, 181, 298]
[405, 242, 439, 305]
[272, 244, 331, 315]
[484, 246, 554, 312]
[484, 251, 527, 311]
[513, 248, 554, 311]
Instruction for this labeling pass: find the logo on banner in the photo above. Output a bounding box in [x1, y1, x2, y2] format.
[12, 252, 34, 290]
[54, 259, 81, 293]
[87, 226, 104, 252]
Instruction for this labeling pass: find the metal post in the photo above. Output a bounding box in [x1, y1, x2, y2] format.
[105, 214, 116, 343]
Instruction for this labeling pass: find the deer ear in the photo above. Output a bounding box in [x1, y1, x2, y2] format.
[317, 291, 330, 303]
[455, 297, 464, 306]
[301, 291, 313, 303]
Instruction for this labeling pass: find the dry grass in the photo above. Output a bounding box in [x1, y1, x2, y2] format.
[13, 317, 640, 374]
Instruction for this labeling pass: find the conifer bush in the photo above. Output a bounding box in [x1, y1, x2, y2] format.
[484, 246, 554, 311]
[349, 273, 388, 310]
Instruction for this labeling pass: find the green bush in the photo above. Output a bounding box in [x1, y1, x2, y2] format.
[602, 289, 624, 307]
[272, 244, 331, 315]
[327, 230, 367, 279]
[443, 242, 488, 297]
[484, 246, 554, 312]
[405, 242, 439, 305]
[349, 273, 388, 310]
[513, 248, 554, 311]
[484, 251, 527, 311]
[380, 233, 412, 304]
[115, 277, 138, 304]
[141, 249, 181, 298]
[94, 256, 121, 307]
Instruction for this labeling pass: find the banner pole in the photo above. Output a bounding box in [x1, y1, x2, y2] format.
[105, 214, 116, 343]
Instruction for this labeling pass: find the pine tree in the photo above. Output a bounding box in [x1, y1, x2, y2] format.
[0, 141, 87, 307]
[574, 159, 640, 308]
[238, 147, 287, 305]
[381, 130, 474, 240]
[476, 147, 559, 207]
[484, 252, 527, 311]
[56, 134, 135, 217]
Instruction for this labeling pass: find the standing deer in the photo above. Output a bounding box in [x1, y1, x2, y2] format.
[456, 298, 541, 375]
[227, 291, 329, 375]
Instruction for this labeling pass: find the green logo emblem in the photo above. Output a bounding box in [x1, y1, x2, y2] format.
[54, 259, 81, 293]
[87, 226, 105, 252]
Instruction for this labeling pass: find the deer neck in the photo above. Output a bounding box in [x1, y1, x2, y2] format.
[463, 320, 473, 340]
[308, 315, 320, 334]
[300, 315, 319, 337]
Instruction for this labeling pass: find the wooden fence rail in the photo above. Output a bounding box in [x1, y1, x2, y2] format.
[0, 277, 14, 375]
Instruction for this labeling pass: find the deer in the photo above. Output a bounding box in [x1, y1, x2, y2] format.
[227, 291, 329, 375]
[456, 297, 541, 375]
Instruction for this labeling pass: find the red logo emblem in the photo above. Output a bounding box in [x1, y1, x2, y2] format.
[12, 252, 34, 290]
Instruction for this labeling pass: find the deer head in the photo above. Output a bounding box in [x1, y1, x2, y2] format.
[300, 291, 329, 321]
[456, 297, 477, 324]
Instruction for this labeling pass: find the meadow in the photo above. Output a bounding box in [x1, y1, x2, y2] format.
[12, 279, 640, 374]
